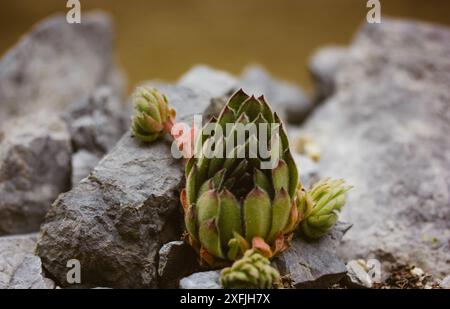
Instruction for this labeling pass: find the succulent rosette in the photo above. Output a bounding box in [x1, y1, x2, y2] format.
[131, 87, 176, 142]
[220, 249, 280, 289]
[180, 89, 300, 266]
[298, 178, 352, 239]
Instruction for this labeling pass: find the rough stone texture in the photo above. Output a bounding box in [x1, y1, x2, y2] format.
[0, 234, 55, 289]
[308, 46, 348, 102]
[179, 271, 222, 289]
[0, 114, 72, 235]
[302, 19, 450, 277]
[240, 65, 313, 124]
[0, 12, 125, 124]
[62, 86, 128, 156]
[36, 85, 212, 288]
[63, 86, 128, 185]
[71, 150, 102, 185]
[178, 65, 238, 97]
[274, 222, 351, 288]
[158, 241, 199, 288]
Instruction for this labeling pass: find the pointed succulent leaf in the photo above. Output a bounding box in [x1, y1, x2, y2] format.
[218, 190, 243, 248]
[236, 96, 262, 121]
[257, 95, 275, 124]
[196, 190, 220, 224]
[227, 89, 250, 112]
[243, 187, 272, 242]
[284, 150, 299, 198]
[253, 169, 272, 197]
[199, 218, 225, 259]
[186, 165, 198, 205]
[185, 205, 198, 242]
[272, 159, 289, 193]
[267, 188, 291, 243]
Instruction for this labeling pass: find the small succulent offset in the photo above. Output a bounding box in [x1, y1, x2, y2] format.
[298, 178, 352, 239]
[220, 249, 280, 289]
[131, 87, 176, 142]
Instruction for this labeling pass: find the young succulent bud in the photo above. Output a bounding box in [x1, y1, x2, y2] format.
[220, 249, 280, 289]
[300, 178, 352, 239]
[131, 87, 176, 142]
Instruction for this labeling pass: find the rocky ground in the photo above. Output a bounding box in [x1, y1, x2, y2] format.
[0, 12, 449, 289]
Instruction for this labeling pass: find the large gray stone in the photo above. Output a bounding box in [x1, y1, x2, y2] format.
[274, 222, 351, 288]
[36, 85, 212, 288]
[0, 12, 125, 124]
[240, 65, 313, 124]
[301, 19, 450, 277]
[0, 234, 55, 289]
[0, 114, 72, 235]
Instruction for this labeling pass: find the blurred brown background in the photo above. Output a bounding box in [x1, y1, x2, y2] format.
[0, 0, 449, 92]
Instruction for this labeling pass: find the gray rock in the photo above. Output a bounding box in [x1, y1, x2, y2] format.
[345, 260, 373, 289]
[0, 234, 55, 289]
[71, 150, 102, 185]
[178, 65, 238, 97]
[308, 46, 348, 102]
[179, 271, 222, 289]
[302, 19, 450, 277]
[158, 241, 199, 288]
[62, 86, 128, 155]
[274, 222, 351, 288]
[240, 65, 313, 124]
[0, 114, 72, 235]
[0, 12, 125, 124]
[36, 85, 213, 288]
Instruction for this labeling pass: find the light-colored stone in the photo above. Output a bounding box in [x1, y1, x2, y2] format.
[0, 114, 72, 235]
[345, 260, 373, 288]
[302, 18, 450, 277]
[178, 65, 238, 97]
[0, 12, 125, 124]
[179, 271, 222, 289]
[0, 234, 55, 289]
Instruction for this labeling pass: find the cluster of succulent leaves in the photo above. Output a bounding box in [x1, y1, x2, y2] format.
[131, 87, 176, 142]
[220, 249, 280, 289]
[298, 178, 351, 239]
[181, 90, 300, 266]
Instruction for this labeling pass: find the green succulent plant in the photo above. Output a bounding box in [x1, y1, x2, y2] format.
[131, 87, 176, 142]
[298, 178, 352, 239]
[181, 89, 300, 266]
[220, 249, 280, 289]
